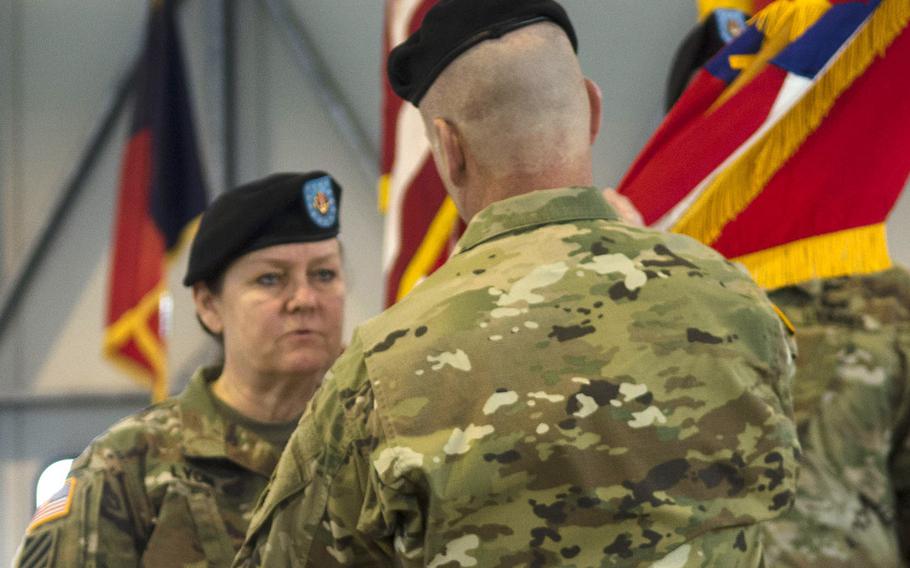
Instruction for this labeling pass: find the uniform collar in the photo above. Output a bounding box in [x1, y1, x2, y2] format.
[178, 368, 282, 478]
[454, 186, 620, 255]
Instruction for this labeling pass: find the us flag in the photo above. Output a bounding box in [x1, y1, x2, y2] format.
[380, 0, 464, 307]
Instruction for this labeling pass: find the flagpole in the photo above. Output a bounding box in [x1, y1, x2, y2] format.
[221, 0, 238, 192]
[0, 62, 138, 344]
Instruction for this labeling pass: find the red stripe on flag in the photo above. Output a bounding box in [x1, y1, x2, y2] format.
[106, 129, 165, 380]
[381, 0, 437, 176]
[105, 1, 207, 400]
[619, 70, 728, 196]
[619, 66, 787, 224]
[384, 161, 449, 307]
[712, 25, 910, 257]
[382, 0, 462, 307]
[108, 131, 164, 321]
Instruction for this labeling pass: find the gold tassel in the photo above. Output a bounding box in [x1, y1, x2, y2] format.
[396, 197, 459, 301]
[735, 224, 893, 290]
[753, 0, 833, 42]
[674, 0, 910, 247]
[378, 173, 391, 214]
[710, 0, 832, 119]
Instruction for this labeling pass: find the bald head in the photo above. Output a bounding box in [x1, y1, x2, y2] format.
[420, 23, 601, 219]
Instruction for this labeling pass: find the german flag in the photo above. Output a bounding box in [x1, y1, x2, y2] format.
[380, 0, 463, 307]
[619, 0, 910, 290]
[105, 0, 208, 401]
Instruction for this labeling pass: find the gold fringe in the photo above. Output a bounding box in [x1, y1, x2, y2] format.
[378, 173, 391, 214]
[674, 0, 910, 246]
[396, 197, 459, 302]
[104, 213, 197, 403]
[734, 224, 893, 290]
[165, 214, 201, 264]
[710, 0, 831, 109]
[753, 0, 833, 42]
[103, 283, 169, 402]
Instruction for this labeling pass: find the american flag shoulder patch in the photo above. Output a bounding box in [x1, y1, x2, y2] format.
[27, 477, 76, 533]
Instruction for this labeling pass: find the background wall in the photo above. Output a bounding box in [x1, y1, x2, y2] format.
[1, 1, 908, 562]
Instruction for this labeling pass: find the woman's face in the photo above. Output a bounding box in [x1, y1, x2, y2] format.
[194, 239, 346, 380]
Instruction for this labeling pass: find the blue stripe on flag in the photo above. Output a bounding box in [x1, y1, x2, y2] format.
[773, 1, 880, 78]
[706, 25, 765, 84]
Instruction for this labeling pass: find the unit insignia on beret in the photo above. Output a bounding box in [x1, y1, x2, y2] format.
[303, 175, 338, 229]
[714, 9, 747, 43]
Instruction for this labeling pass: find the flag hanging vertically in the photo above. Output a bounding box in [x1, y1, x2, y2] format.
[105, 0, 208, 401]
[381, 0, 463, 307]
[619, 0, 910, 290]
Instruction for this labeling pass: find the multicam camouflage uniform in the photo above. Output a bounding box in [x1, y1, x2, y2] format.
[762, 267, 910, 567]
[235, 187, 799, 567]
[14, 368, 286, 568]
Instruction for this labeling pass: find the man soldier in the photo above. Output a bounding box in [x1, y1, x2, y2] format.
[235, 1, 798, 566]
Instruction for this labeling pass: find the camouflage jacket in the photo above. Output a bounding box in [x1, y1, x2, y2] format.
[14, 368, 283, 568]
[235, 187, 799, 567]
[762, 267, 910, 567]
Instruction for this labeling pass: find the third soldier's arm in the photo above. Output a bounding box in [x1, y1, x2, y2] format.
[893, 325, 910, 562]
[12, 445, 147, 568]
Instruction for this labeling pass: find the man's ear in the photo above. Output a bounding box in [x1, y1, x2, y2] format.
[192, 283, 224, 336]
[584, 78, 602, 145]
[433, 117, 467, 186]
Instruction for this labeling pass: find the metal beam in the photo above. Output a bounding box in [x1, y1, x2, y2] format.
[222, 0, 238, 192]
[201, 0, 237, 196]
[0, 63, 137, 342]
[0, 0, 19, 283]
[0, 392, 150, 411]
[260, 0, 379, 180]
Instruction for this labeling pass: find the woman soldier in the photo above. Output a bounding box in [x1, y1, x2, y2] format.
[14, 171, 347, 567]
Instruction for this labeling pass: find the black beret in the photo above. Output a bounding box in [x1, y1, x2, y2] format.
[183, 171, 341, 286]
[665, 9, 748, 112]
[388, 0, 578, 106]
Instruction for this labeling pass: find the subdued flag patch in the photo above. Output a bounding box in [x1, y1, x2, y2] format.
[16, 530, 55, 568]
[27, 478, 76, 533]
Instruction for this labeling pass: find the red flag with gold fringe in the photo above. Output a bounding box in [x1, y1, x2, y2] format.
[105, 0, 208, 401]
[619, 0, 910, 290]
[381, 0, 463, 307]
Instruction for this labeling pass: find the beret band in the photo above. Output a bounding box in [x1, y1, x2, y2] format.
[388, 0, 578, 106]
